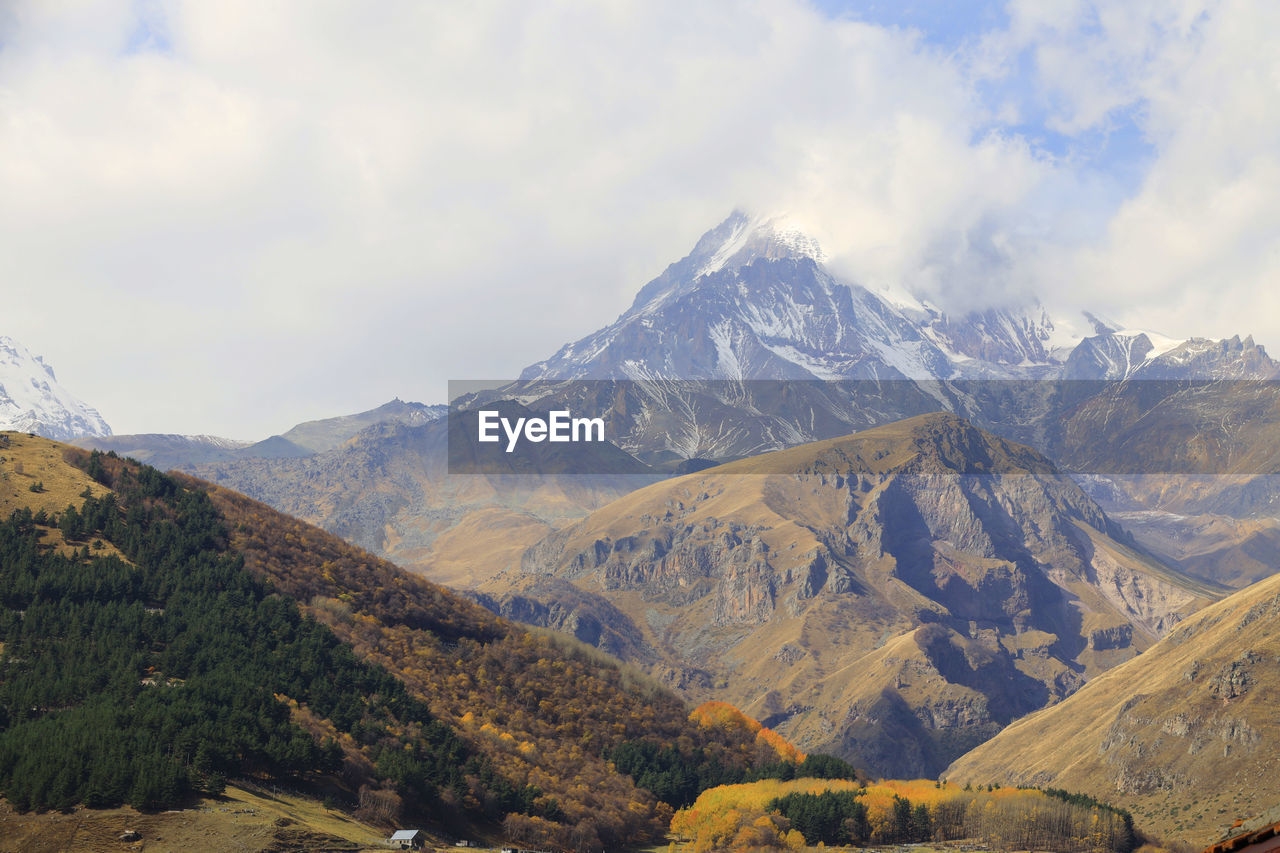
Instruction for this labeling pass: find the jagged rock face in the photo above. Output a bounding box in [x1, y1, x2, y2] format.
[946, 574, 1280, 846]
[528, 254, 954, 383]
[480, 413, 1218, 778]
[1130, 335, 1280, 380]
[0, 335, 111, 440]
[920, 305, 1061, 366]
[468, 576, 653, 664]
[1063, 332, 1158, 380]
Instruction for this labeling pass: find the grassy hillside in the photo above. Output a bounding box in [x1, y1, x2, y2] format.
[0, 432, 820, 851]
[188, 472, 827, 848]
[946, 568, 1280, 845]
[0, 437, 493, 824]
[0, 782, 393, 852]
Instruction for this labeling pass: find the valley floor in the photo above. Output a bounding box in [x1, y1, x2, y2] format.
[0, 784, 397, 852]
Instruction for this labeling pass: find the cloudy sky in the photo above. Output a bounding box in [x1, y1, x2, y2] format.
[3, 0, 1279, 438]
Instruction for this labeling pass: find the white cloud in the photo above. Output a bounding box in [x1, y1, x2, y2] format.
[1, 0, 1278, 435]
[1012, 0, 1280, 340]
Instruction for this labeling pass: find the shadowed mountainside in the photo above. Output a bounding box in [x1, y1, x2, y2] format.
[475, 413, 1221, 778]
[946, 568, 1280, 846]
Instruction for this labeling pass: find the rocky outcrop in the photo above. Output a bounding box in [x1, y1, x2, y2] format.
[946, 570, 1280, 845]
[482, 414, 1218, 778]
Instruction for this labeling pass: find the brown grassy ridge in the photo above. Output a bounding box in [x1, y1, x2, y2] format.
[0, 783, 395, 853]
[945, 569, 1280, 846]
[0, 431, 129, 562]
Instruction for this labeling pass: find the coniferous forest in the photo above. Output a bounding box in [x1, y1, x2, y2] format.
[0, 457, 497, 816]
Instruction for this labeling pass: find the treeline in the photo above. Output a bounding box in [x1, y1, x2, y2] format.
[0, 453, 531, 820]
[610, 740, 859, 808]
[671, 779, 1137, 853]
[772, 790, 912, 845]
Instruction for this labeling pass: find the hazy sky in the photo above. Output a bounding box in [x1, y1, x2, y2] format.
[3, 0, 1279, 438]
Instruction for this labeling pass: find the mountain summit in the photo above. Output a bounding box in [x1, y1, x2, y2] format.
[505, 212, 1280, 466]
[0, 335, 111, 440]
[522, 211, 1274, 386]
[522, 211, 1090, 383]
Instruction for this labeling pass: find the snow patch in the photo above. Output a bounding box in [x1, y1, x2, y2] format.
[1114, 329, 1182, 360]
[696, 212, 825, 278]
[0, 335, 111, 440]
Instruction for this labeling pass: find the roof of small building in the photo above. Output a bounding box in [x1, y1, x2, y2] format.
[390, 829, 422, 840]
[1206, 806, 1280, 853]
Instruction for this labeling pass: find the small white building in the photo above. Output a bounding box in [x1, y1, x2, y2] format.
[389, 829, 424, 850]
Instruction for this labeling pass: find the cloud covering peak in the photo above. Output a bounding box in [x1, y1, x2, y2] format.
[1, 1, 1277, 435]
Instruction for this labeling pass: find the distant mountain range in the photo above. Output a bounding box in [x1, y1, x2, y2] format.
[66, 211, 1280, 596]
[497, 211, 1280, 467]
[525, 210, 1275, 387]
[75, 398, 446, 468]
[0, 335, 111, 440]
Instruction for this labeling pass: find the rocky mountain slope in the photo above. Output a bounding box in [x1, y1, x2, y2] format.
[945, 568, 1280, 846]
[273, 398, 446, 455]
[524, 211, 1275, 390]
[522, 211, 1075, 385]
[476, 413, 1221, 778]
[0, 335, 110, 440]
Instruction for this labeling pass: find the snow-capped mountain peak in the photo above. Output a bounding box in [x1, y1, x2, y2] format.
[695, 211, 825, 278]
[0, 336, 111, 440]
[521, 212, 1277, 386]
[526, 212, 1074, 382]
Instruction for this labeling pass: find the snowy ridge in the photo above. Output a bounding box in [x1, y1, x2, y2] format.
[522, 211, 1272, 388]
[1115, 330, 1181, 361]
[500, 211, 1280, 462]
[696, 212, 825, 278]
[0, 336, 111, 440]
[156, 434, 253, 450]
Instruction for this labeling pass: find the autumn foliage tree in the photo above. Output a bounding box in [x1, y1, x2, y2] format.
[671, 778, 1136, 853]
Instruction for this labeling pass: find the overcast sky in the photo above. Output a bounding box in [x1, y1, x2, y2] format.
[3, 0, 1279, 438]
